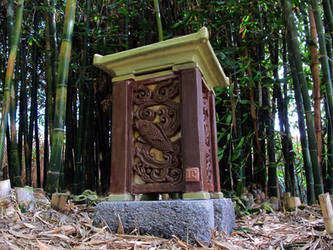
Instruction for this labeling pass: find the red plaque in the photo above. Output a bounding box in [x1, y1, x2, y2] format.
[186, 168, 200, 182]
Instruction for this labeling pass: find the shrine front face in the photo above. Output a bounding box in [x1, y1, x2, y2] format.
[94, 28, 229, 200]
[131, 73, 183, 193]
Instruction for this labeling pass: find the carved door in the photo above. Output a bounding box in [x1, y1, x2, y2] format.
[129, 74, 184, 194]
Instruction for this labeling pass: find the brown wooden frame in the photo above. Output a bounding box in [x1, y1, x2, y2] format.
[180, 67, 208, 193]
[109, 67, 221, 196]
[110, 79, 132, 194]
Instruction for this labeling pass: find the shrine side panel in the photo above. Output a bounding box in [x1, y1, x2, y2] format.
[129, 74, 184, 193]
[202, 80, 215, 192]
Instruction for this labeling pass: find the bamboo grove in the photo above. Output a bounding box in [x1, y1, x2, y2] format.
[1, 0, 333, 203]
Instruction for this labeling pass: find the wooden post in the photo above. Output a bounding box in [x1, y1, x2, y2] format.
[284, 192, 301, 210]
[181, 68, 209, 199]
[319, 193, 333, 233]
[51, 193, 69, 211]
[287, 197, 301, 210]
[109, 80, 133, 201]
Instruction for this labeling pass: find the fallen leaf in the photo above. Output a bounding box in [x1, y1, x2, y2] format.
[117, 214, 124, 234]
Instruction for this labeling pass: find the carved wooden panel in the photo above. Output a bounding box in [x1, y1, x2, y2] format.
[202, 84, 215, 192]
[132, 76, 183, 187]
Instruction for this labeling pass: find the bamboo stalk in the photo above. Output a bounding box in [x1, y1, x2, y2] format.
[9, 45, 20, 187]
[287, 197, 301, 210]
[44, 14, 53, 188]
[319, 193, 333, 233]
[311, 1, 333, 189]
[46, 0, 58, 142]
[282, 0, 323, 198]
[6, 0, 14, 49]
[311, 0, 333, 122]
[6, 0, 21, 186]
[289, 41, 316, 204]
[18, 44, 28, 186]
[0, 179, 11, 198]
[46, 0, 77, 193]
[51, 193, 69, 211]
[15, 186, 35, 211]
[308, 8, 322, 166]
[154, 0, 163, 42]
[323, 0, 333, 196]
[0, 0, 25, 176]
[281, 40, 296, 196]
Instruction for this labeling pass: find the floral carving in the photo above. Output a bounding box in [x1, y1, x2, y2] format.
[203, 90, 214, 190]
[133, 78, 182, 184]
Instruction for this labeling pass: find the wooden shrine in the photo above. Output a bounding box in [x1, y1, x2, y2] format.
[93, 27, 229, 200]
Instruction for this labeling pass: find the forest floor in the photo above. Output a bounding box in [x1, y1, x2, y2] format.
[0, 190, 332, 249]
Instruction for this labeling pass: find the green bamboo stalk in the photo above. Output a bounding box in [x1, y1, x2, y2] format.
[254, 6, 268, 188]
[26, 13, 40, 186]
[323, 0, 333, 194]
[233, 80, 245, 189]
[44, 23, 52, 188]
[323, 0, 333, 33]
[283, 57, 296, 195]
[8, 0, 21, 186]
[282, 0, 324, 197]
[311, 0, 333, 134]
[85, 86, 94, 189]
[18, 44, 24, 174]
[18, 44, 29, 186]
[44, 2, 56, 186]
[64, 69, 75, 191]
[276, 41, 293, 194]
[72, 0, 90, 193]
[299, 9, 317, 202]
[35, 122, 41, 187]
[9, 80, 21, 186]
[2, 0, 15, 180]
[46, 0, 76, 193]
[47, 0, 58, 141]
[6, 125, 11, 178]
[268, 43, 279, 197]
[79, 0, 91, 191]
[288, 44, 315, 204]
[0, 0, 24, 176]
[7, 0, 14, 49]
[327, 104, 333, 194]
[327, 57, 333, 193]
[154, 0, 163, 41]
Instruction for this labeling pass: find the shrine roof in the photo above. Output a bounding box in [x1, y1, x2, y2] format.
[93, 27, 229, 89]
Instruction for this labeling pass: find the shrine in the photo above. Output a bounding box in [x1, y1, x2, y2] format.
[93, 27, 234, 244]
[93, 27, 229, 200]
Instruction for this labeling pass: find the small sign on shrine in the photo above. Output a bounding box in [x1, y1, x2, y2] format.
[94, 27, 229, 200]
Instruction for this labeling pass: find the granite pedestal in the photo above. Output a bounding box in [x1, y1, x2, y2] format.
[93, 198, 235, 245]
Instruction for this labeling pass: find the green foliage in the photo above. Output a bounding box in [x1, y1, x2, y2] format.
[72, 189, 99, 205]
[0, 0, 331, 200]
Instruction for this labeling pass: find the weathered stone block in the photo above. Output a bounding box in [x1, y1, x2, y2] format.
[213, 198, 235, 234]
[93, 198, 235, 245]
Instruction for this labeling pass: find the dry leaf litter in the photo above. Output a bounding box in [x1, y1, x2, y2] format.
[0, 189, 332, 249]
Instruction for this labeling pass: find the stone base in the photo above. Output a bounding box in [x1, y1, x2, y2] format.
[93, 198, 235, 245]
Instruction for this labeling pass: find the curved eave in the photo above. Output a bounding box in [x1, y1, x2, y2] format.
[93, 27, 229, 89]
